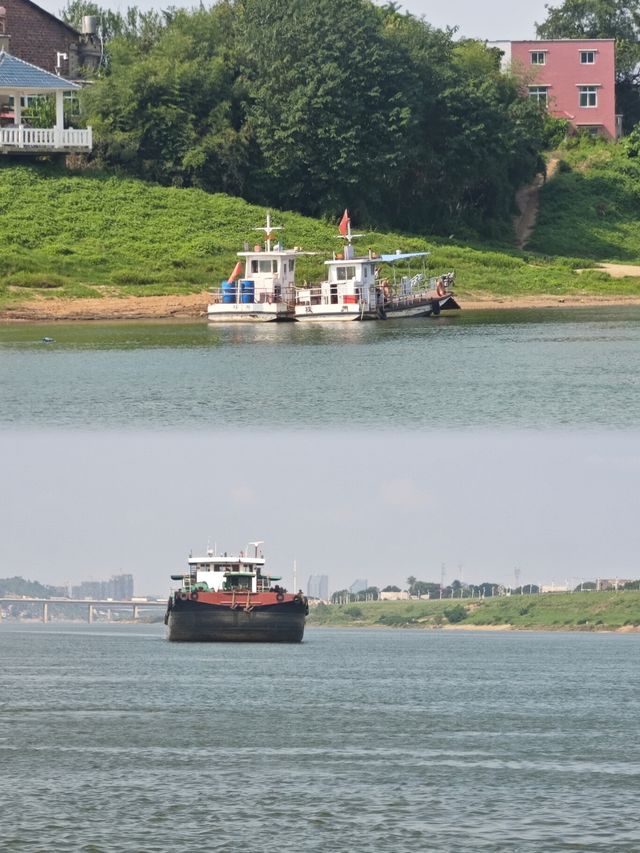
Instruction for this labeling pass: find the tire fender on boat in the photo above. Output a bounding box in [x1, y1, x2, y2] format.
[276, 592, 285, 602]
[190, 591, 198, 601]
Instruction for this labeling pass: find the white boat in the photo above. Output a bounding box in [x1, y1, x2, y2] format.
[294, 211, 459, 322]
[208, 214, 302, 322]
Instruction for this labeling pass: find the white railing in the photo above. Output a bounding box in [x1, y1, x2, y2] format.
[0, 126, 92, 150]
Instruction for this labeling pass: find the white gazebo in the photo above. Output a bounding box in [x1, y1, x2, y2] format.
[0, 50, 92, 153]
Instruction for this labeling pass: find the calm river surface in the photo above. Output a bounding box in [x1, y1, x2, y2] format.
[2, 307, 640, 428]
[1, 624, 639, 852]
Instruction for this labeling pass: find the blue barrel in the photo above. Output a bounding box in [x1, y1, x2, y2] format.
[240, 280, 255, 304]
[221, 280, 237, 304]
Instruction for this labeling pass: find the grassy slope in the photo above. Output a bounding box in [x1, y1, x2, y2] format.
[530, 141, 640, 263]
[1, 141, 640, 310]
[307, 591, 640, 631]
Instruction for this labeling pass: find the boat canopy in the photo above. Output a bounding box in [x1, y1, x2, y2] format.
[378, 252, 430, 263]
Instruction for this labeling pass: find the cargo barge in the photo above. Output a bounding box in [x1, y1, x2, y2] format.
[165, 542, 308, 642]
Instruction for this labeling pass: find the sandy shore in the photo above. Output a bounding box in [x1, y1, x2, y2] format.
[2, 289, 640, 322]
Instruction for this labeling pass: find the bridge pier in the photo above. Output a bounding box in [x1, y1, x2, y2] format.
[42, 602, 49, 623]
[133, 605, 140, 620]
[87, 604, 94, 624]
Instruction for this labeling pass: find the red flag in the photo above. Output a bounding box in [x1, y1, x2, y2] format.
[228, 261, 242, 283]
[338, 209, 349, 237]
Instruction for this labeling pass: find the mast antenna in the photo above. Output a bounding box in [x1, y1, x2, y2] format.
[255, 212, 282, 252]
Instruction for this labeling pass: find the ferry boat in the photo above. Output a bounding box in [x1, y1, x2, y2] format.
[207, 214, 302, 322]
[294, 211, 460, 321]
[165, 542, 308, 642]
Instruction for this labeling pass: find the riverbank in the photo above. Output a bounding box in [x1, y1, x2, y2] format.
[307, 591, 640, 633]
[3, 289, 640, 322]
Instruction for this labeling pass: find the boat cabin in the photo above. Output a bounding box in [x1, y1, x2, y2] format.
[231, 243, 299, 304]
[179, 552, 280, 593]
[297, 245, 379, 310]
[212, 212, 303, 308]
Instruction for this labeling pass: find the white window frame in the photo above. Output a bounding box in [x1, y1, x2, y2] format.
[578, 86, 598, 108]
[580, 50, 596, 64]
[528, 86, 549, 105]
[530, 51, 546, 65]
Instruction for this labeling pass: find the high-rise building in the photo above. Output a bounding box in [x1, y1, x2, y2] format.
[307, 574, 329, 601]
[350, 579, 368, 595]
[109, 574, 134, 600]
[70, 574, 134, 600]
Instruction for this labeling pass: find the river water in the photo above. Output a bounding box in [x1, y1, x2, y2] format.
[2, 308, 640, 851]
[1, 623, 639, 852]
[1, 307, 640, 428]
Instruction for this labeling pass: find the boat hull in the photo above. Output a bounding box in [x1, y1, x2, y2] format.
[166, 597, 307, 642]
[295, 304, 362, 321]
[294, 294, 460, 321]
[385, 294, 461, 318]
[207, 303, 294, 323]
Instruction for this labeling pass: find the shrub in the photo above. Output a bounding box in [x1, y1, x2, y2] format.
[4, 272, 67, 289]
[343, 606, 363, 620]
[444, 604, 467, 623]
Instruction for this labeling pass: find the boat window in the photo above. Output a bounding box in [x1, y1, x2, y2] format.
[258, 260, 278, 273]
[290, 259, 295, 272]
[336, 266, 356, 281]
[250, 259, 259, 274]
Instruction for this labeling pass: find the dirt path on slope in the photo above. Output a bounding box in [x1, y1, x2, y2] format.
[514, 158, 559, 249]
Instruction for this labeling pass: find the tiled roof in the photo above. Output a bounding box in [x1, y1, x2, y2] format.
[0, 51, 79, 90]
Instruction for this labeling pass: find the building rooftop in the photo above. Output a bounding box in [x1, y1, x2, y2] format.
[0, 50, 79, 90]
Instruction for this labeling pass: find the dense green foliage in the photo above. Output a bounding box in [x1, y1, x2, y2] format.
[76, 0, 547, 235]
[536, 0, 640, 130]
[308, 591, 640, 630]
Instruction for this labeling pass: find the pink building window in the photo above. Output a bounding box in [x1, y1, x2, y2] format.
[531, 51, 546, 65]
[529, 86, 548, 105]
[579, 86, 598, 107]
[580, 51, 596, 64]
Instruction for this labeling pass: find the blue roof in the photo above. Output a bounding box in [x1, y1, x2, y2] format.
[0, 51, 79, 90]
[379, 252, 430, 263]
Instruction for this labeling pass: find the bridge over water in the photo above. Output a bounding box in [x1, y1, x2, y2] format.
[0, 597, 167, 623]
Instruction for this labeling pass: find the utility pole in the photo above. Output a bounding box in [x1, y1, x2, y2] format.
[440, 563, 446, 599]
[514, 567, 521, 594]
[293, 559, 297, 593]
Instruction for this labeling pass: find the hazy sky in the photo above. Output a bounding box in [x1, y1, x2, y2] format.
[2, 429, 638, 597]
[40, 0, 551, 41]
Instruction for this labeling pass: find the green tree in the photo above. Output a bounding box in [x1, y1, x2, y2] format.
[238, 0, 417, 221]
[83, 5, 249, 193]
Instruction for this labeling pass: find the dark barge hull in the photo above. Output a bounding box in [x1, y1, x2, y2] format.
[166, 599, 306, 642]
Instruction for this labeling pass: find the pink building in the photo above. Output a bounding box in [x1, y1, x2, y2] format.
[502, 40, 618, 139]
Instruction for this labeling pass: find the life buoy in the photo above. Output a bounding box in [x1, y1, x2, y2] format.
[180, 591, 188, 601]
[436, 279, 446, 298]
[276, 592, 285, 602]
[190, 591, 198, 601]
